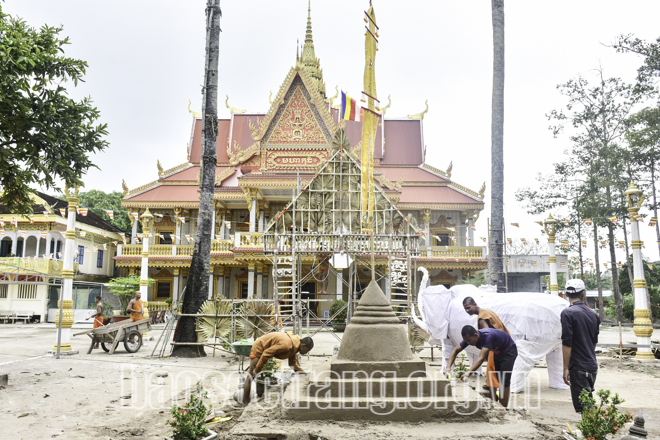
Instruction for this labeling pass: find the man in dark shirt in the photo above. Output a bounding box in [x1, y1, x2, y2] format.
[444, 326, 518, 408]
[561, 279, 601, 413]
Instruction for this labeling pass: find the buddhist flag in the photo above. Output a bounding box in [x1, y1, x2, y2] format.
[28, 215, 34, 223]
[561, 220, 569, 226]
[93, 246, 98, 253]
[507, 238, 512, 245]
[80, 231, 86, 237]
[135, 237, 141, 244]
[102, 231, 107, 238]
[158, 234, 165, 241]
[79, 207, 88, 216]
[535, 221, 544, 226]
[103, 243, 107, 250]
[119, 232, 125, 239]
[561, 262, 566, 268]
[40, 231, 47, 239]
[154, 213, 163, 218]
[60, 209, 67, 218]
[506, 259, 510, 265]
[534, 238, 540, 245]
[0, 221, 4, 227]
[450, 236, 457, 243]
[561, 240, 569, 248]
[112, 241, 118, 246]
[43, 211, 50, 219]
[617, 263, 622, 269]
[604, 262, 608, 268]
[618, 240, 625, 248]
[589, 262, 594, 268]
[600, 240, 606, 248]
[466, 237, 472, 245]
[57, 252, 62, 258]
[177, 216, 186, 224]
[649, 217, 657, 227]
[468, 226, 476, 230]
[11, 216, 17, 226]
[581, 240, 587, 248]
[583, 218, 592, 226]
[225, 221, 231, 229]
[0, 230, 4, 237]
[85, 248, 90, 254]
[481, 237, 487, 243]
[105, 209, 114, 219]
[185, 234, 193, 243]
[532, 261, 538, 267]
[520, 238, 527, 245]
[608, 216, 618, 225]
[511, 223, 519, 228]
[19, 230, 26, 237]
[648, 264, 654, 270]
[341, 91, 358, 121]
[131, 212, 139, 220]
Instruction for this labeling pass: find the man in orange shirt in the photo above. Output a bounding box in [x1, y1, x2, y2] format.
[242, 332, 314, 406]
[126, 291, 143, 322]
[86, 295, 104, 349]
[463, 296, 510, 402]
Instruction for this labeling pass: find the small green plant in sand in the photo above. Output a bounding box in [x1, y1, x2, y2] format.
[576, 389, 632, 440]
[166, 381, 212, 440]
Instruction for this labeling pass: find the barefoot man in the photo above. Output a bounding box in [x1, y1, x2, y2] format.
[86, 295, 104, 349]
[463, 296, 510, 402]
[243, 333, 314, 406]
[126, 291, 143, 322]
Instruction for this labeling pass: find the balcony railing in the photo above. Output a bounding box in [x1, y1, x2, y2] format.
[121, 240, 233, 258]
[0, 257, 76, 276]
[420, 246, 487, 259]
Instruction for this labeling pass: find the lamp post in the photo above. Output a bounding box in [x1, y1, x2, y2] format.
[139, 208, 153, 322]
[544, 214, 558, 296]
[50, 184, 80, 356]
[624, 181, 654, 361]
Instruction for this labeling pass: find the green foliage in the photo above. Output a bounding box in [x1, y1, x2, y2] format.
[77, 190, 131, 233]
[106, 276, 154, 315]
[0, 5, 108, 213]
[606, 293, 634, 322]
[259, 358, 278, 380]
[329, 299, 347, 323]
[165, 297, 173, 306]
[613, 34, 660, 87]
[453, 352, 469, 379]
[101, 300, 114, 318]
[166, 381, 212, 440]
[576, 389, 632, 440]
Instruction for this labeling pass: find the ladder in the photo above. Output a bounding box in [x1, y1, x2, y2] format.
[273, 255, 296, 328]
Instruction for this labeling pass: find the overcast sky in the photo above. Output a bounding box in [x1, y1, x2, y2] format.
[5, 0, 660, 267]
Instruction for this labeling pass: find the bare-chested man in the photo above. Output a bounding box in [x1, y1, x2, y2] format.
[86, 295, 104, 348]
[126, 291, 143, 322]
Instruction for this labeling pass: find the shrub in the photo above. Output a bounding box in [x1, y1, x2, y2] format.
[106, 276, 154, 315]
[166, 381, 212, 440]
[576, 389, 632, 440]
[101, 299, 114, 318]
[330, 299, 347, 323]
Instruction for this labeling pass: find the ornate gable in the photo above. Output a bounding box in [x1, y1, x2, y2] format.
[249, 66, 337, 146]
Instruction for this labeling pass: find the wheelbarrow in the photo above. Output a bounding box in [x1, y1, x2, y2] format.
[73, 318, 152, 354]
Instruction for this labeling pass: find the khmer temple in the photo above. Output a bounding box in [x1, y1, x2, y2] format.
[117, 3, 486, 318]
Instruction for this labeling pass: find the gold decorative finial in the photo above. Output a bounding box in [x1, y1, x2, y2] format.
[269, 91, 273, 104]
[157, 160, 164, 177]
[408, 100, 429, 120]
[225, 96, 246, 115]
[325, 85, 339, 105]
[446, 161, 453, 178]
[187, 100, 202, 118]
[479, 182, 486, 199]
[300, 0, 326, 98]
[122, 179, 129, 197]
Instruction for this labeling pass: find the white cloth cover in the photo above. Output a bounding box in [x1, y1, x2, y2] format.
[418, 279, 570, 392]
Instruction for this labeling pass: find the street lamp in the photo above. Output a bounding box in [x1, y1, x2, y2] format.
[138, 208, 154, 321]
[544, 214, 558, 296]
[623, 181, 654, 361]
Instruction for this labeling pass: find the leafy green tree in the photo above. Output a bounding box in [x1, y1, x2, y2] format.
[0, 5, 108, 213]
[107, 276, 154, 315]
[78, 190, 131, 233]
[613, 35, 660, 88]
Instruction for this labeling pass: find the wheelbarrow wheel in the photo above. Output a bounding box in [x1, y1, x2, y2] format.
[124, 330, 142, 353]
[101, 343, 110, 353]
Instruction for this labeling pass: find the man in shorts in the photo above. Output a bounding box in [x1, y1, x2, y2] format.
[445, 325, 518, 408]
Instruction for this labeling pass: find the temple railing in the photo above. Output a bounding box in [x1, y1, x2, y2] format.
[263, 233, 420, 255]
[420, 246, 487, 259]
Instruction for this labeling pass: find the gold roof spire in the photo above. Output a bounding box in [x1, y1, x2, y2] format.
[301, 0, 326, 98]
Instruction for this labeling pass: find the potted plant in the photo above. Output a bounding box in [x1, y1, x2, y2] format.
[166, 381, 217, 440]
[106, 276, 155, 322]
[255, 358, 278, 398]
[330, 299, 347, 332]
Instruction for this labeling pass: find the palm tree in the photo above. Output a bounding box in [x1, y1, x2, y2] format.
[172, 0, 221, 357]
[488, 0, 506, 292]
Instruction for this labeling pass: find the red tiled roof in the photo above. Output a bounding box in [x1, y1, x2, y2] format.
[127, 185, 199, 202]
[375, 166, 448, 183]
[381, 120, 423, 165]
[162, 166, 236, 182]
[399, 186, 482, 204]
[189, 119, 231, 164]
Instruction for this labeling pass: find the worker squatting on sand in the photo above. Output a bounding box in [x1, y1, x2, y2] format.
[243, 332, 314, 406]
[445, 326, 519, 408]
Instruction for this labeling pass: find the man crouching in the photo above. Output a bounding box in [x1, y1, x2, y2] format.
[445, 325, 518, 408]
[243, 332, 314, 406]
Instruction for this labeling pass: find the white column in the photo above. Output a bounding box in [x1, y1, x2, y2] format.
[35, 235, 41, 258]
[139, 209, 153, 301]
[173, 269, 180, 304]
[256, 264, 263, 299]
[220, 212, 226, 239]
[631, 214, 653, 360]
[247, 263, 255, 299]
[250, 197, 257, 233]
[263, 268, 269, 299]
[259, 207, 265, 232]
[131, 213, 138, 245]
[216, 270, 224, 298]
[51, 190, 78, 354]
[336, 268, 343, 301]
[549, 239, 558, 295]
[11, 231, 18, 256]
[468, 218, 474, 246]
[224, 268, 230, 298]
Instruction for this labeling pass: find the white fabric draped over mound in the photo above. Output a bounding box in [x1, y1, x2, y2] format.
[412, 270, 569, 392]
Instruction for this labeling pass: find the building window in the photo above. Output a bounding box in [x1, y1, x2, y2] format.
[434, 234, 450, 246]
[0, 240, 9, 257]
[0, 284, 7, 298]
[56, 240, 62, 255]
[240, 282, 248, 299]
[77, 245, 85, 264]
[16, 239, 23, 257]
[97, 250, 104, 268]
[157, 231, 174, 245]
[17, 284, 37, 299]
[155, 281, 172, 298]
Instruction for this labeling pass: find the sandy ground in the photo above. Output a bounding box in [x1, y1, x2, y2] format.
[0, 323, 658, 440]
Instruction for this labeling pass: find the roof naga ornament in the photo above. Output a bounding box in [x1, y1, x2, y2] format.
[407, 100, 428, 120]
[225, 96, 246, 115]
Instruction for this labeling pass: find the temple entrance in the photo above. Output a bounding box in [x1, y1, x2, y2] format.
[300, 282, 317, 319]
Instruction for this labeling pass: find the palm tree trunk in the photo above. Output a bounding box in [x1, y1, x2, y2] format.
[488, 0, 506, 292]
[592, 223, 604, 319]
[172, 0, 221, 357]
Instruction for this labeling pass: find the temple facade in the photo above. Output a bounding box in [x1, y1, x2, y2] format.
[117, 5, 486, 316]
